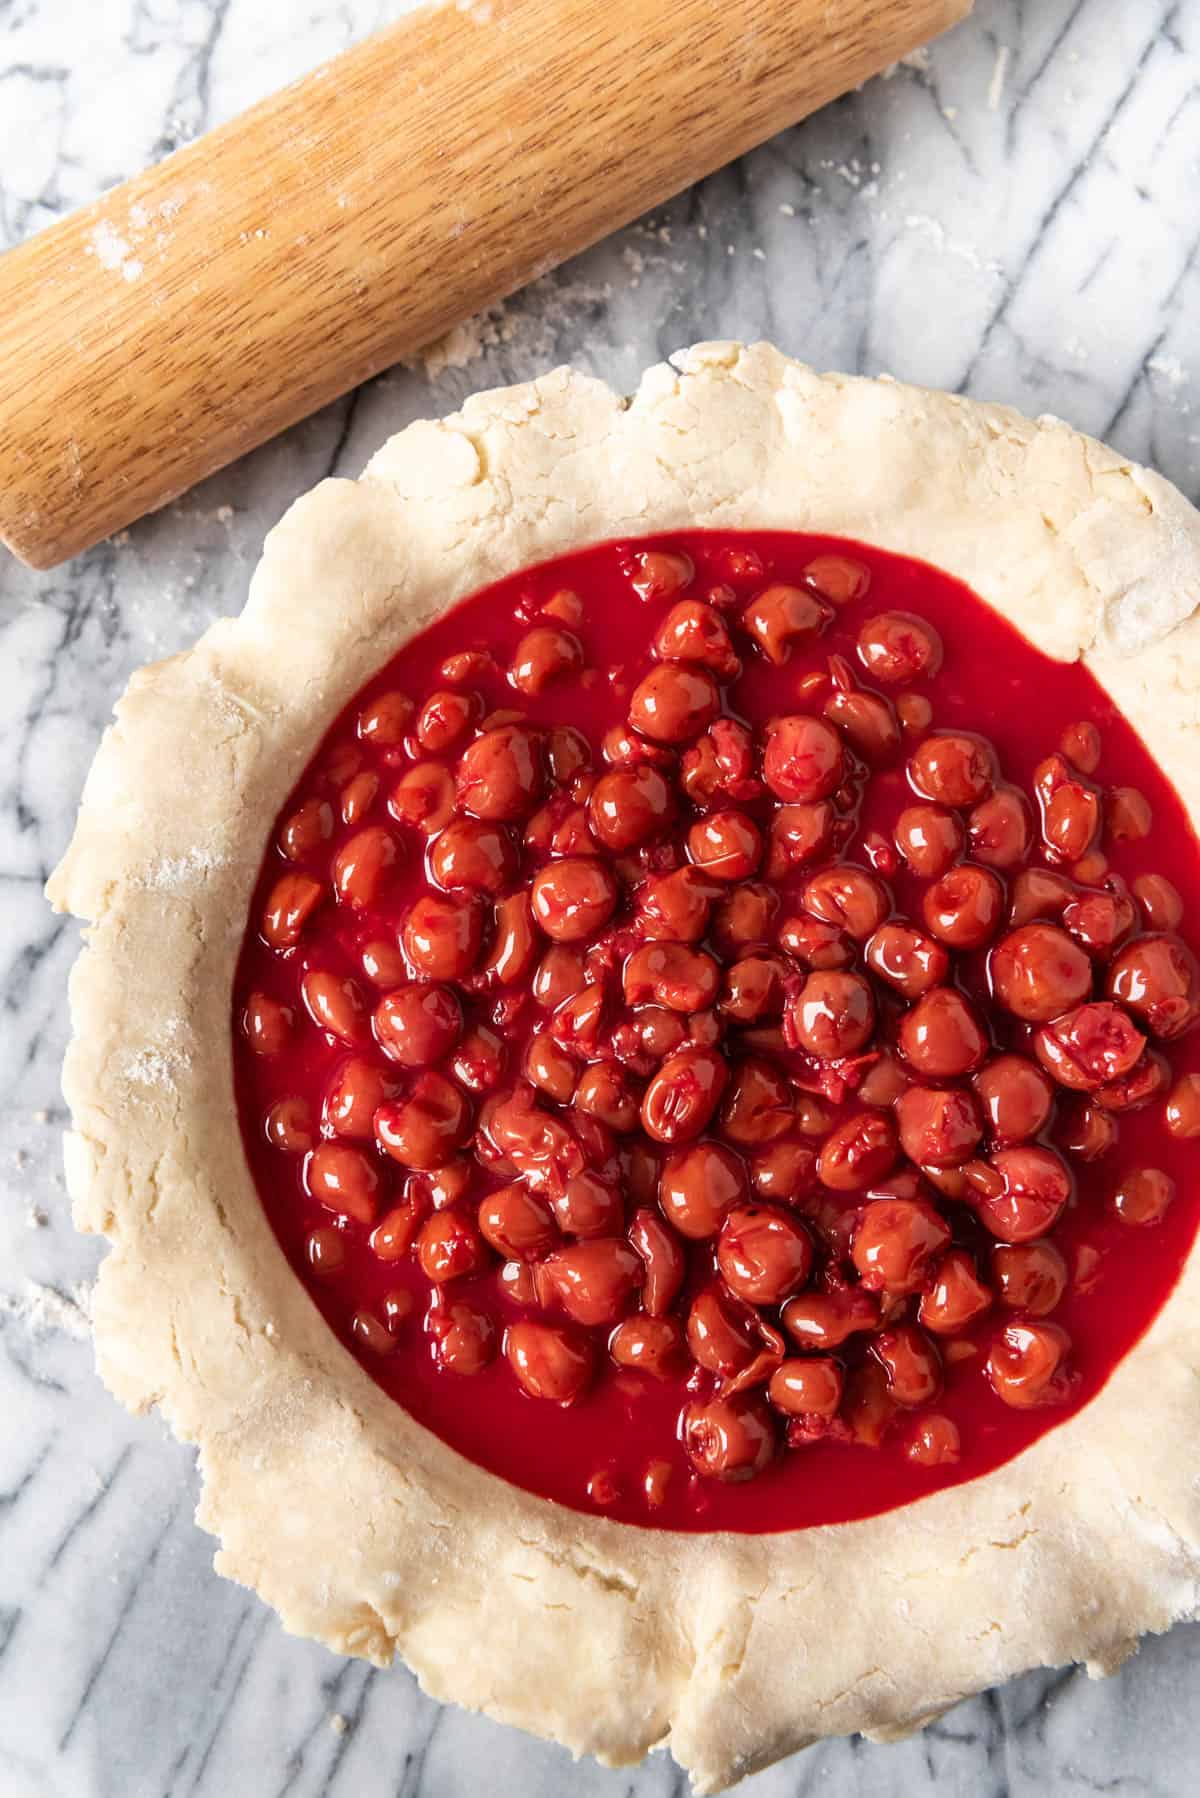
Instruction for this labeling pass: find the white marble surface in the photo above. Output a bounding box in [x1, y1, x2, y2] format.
[2, 1, 1199, 1793]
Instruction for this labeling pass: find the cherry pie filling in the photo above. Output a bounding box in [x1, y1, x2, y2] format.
[234, 532, 1200, 1531]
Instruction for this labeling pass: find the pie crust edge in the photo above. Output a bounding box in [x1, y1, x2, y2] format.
[47, 342, 1200, 1793]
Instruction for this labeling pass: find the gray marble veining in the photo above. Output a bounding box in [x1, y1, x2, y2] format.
[2, 1, 1199, 1793]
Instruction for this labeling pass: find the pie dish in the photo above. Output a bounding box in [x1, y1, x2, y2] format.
[49, 342, 1200, 1791]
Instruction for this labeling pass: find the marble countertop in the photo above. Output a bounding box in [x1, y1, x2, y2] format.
[2, 1, 1199, 1793]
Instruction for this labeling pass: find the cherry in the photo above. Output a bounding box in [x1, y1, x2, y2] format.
[923, 864, 1004, 950]
[763, 715, 844, 803]
[429, 818, 517, 895]
[541, 1238, 643, 1326]
[429, 1302, 496, 1375]
[457, 725, 544, 821]
[908, 733, 995, 808]
[641, 1046, 728, 1143]
[686, 1287, 757, 1377]
[530, 858, 618, 941]
[509, 626, 582, 695]
[991, 924, 1093, 1023]
[551, 1170, 624, 1238]
[972, 1054, 1054, 1142]
[1112, 1167, 1175, 1226]
[1034, 1002, 1146, 1091]
[864, 922, 949, 1000]
[851, 1198, 951, 1294]
[659, 1140, 747, 1238]
[280, 797, 333, 861]
[743, 583, 828, 663]
[896, 1085, 983, 1168]
[682, 1394, 777, 1482]
[721, 1058, 795, 1145]
[626, 547, 693, 602]
[374, 983, 462, 1067]
[992, 1241, 1067, 1315]
[416, 1210, 488, 1284]
[872, 1325, 943, 1407]
[688, 810, 763, 881]
[654, 599, 740, 675]
[1107, 933, 1200, 1039]
[304, 1142, 380, 1225]
[623, 942, 720, 1012]
[857, 611, 942, 683]
[765, 802, 836, 878]
[358, 690, 412, 746]
[919, 1250, 991, 1334]
[588, 765, 674, 851]
[262, 874, 324, 950]
[627, 1208, 686, 1315]
[986, 1321, 1073, 1410]
[628, 664, 720, 743]
[478, 1184, 558, 1260]
[402, 892, 483, 979]
[780, 1286, 879, 1350]
[894, 804, 963, 878]
[817, 1112, 900, 1191]
[716, 1204, 814, 1304]
[803, 865, 889, 941]
[768, 1357, 843, 1420]
[967, 786, 1032, 869]
[788, 970, 875, 1060]
[506, 1320, 594, 1403]
[971, 1146, 1072, 1244]
[898, 987, 987, 1079]
[610, 1315, 687, 1379]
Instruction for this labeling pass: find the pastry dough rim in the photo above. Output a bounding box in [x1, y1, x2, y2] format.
[48, 342, 1200, 1793]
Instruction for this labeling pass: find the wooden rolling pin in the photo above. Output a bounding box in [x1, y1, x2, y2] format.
[0, 0, 970, 570]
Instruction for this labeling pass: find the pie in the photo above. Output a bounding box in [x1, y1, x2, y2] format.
[49, 343, 1200, 1791]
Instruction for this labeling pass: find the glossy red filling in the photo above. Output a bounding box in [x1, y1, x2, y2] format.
[233, 531, 1200, 1531]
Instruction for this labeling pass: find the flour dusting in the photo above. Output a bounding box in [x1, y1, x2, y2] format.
[1, 1280, 93, 1340]
[124, 1018, 191, 1091]
[86, 219, 143, 283]
[138, 846, 227, 891]
[902, 213, 1002, 277]
[881, 46, 930, 80]
[1147, 354, 1188, 391]
[410, 272, 612, 381]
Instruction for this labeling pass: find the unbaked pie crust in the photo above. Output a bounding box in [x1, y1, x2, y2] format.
[49, 343, 1200, 1791]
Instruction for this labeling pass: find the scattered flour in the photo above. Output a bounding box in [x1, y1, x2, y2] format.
[0, 1280, 93, 1340]
[1147, 354, 1188, 390]
[137, 846, 227, 891]
[123, 1018, 191, 1090]
[881, 47, 930, 79]
[86, 219, 143, 284]
[987, 45, 1010, 112]
[329, 1713, 349, 1736]
[409, 271, 613, 381]
[901, 213, 1002, 277]
[416, 320, 491, 380]
[85, 193, 191, 284]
